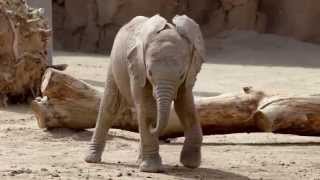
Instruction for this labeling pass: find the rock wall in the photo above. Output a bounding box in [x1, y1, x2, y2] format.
[52, 0, 320, 53]
[260, 0, 320, 43]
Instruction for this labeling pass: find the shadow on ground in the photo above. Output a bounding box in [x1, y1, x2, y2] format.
[45, 128, 140, 142]
[101, 162, 250, 180]
[0, 104, 33, 115]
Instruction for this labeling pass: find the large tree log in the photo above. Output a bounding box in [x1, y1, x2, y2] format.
[32, 68, 320, 138]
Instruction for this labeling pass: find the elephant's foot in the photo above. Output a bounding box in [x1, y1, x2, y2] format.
[84, 143, 105, 163]
[139, 154, 163, 173]
[85, 153, 101, 163]
[180, 145, 201, 168]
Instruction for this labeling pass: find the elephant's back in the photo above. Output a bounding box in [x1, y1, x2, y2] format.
[110, 16, 148, 107]
[110, 16, 148, 67]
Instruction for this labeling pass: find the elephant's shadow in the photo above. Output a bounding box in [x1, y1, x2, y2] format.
[44, 128, 140, 142]
[102, 162, 249, 179]
[164, 165, 250, 180]
[45, 129, 249, 179]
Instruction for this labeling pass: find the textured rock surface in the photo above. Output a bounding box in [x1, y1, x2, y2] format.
[52, 0, 320, 53]
[260, 0, 320, 43]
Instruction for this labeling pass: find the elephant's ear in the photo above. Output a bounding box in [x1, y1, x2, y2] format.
[172, 15, 206, 88]
[127, 14, 167, 87]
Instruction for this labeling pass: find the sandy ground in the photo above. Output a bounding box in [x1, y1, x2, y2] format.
[1, 31, 320, 179]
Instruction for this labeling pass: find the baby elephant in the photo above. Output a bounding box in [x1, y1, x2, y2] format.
[85, 14, 205, 173]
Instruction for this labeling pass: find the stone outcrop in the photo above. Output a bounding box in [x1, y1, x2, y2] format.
[52, 0, 320, 53]
[260, 0, 320, 43]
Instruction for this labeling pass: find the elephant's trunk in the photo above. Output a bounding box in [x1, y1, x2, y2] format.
[149, 80, 176, 136]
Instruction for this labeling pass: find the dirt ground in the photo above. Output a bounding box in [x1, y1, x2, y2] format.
[1, 31, 320, 179]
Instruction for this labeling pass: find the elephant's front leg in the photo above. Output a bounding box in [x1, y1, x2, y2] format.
[136, 91, 163, 173]
[174, 88, 203, 168]
[85, 67, 120, 163]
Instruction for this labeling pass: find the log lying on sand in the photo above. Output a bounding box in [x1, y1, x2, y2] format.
[32, 68, 320, 138]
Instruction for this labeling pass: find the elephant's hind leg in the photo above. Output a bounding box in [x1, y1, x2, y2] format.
[85, 67, 121, 163]
[174, 88, 203, 168]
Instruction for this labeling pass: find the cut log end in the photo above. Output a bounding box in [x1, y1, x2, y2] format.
[31, 97, 50, 129]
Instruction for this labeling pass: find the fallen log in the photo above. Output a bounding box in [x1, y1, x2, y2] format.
[32, 68, 320, 138]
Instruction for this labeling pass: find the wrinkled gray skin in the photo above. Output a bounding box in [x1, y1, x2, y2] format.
[85, 14, 205, 173]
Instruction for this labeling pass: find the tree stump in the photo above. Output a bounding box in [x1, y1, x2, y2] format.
[32, 68, 320, 138]
[0, 0, 50, 106]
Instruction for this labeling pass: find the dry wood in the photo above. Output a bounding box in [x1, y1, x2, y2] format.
[32, 68, 320, 138]
[0, 0, 50, 106]
[254, 96, 320, 135]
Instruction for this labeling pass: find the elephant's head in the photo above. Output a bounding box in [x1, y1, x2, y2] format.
[127, 15, 205, 136]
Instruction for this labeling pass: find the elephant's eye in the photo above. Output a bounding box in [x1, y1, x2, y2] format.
[148, 70, 152, 77]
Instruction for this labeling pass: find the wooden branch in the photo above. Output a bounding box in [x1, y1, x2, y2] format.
[32, 68, 320, 138]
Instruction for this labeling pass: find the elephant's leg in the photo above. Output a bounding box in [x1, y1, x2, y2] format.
[85, 67, 120, 163]
[174, 88, 203, 168]
[136, 90, 163, 173]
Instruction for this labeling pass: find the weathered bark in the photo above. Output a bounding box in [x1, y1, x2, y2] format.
[254, 96, 320, 135]
[0, 0, 50, 106]
[32, 68, 320, 138]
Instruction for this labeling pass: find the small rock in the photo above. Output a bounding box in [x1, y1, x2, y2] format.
[51, 173, 60, 177]
[116, 172, 123, 177]
[24, 169, 32, 174]
[194, 175, 201, 178]
[40, 168, 48, 172]
[54, 170, 61, 173]
[126, 172, 132, 176]
[8, 170, 23, 176]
